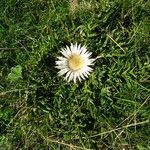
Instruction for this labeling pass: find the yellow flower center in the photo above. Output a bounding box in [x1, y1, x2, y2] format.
[68, 55, 84, 71]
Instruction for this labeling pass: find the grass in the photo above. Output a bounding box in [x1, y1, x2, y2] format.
[0, 0, 150, 149]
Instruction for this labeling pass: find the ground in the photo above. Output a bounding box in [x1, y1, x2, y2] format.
[0, 0, 150, 149]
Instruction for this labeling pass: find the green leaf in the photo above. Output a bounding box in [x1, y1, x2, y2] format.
[7, 65, 22, 82]
[63, 133, 72, 141]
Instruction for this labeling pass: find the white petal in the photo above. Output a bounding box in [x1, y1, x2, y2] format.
[79, 71, 85, 80]
[66, 46, 72, 56]
[60, 49, 69, 58]
[84, 52, 92, 58]
[86, 66, 93, 72]
[68, 72, 74, 82]
[55, 65, 67, 69]
[70, 43, 74, 51]
[81, 67, 91, 77]
[83, 71, 89, 78]
[77, 44, 81, 52]
[70, 43, 78, 54]
[57, 57, 67, 61]
[74, 43, 81, 54]
[56, 60, 67, 65]
[73, 73, 77, 83]
[58, 68, 69, 76]
[88, 59, 96, 65]
[75, 43, 78, 50]
[77, 72, 82, 82]
[80, 46, 87, 55]
[64, 71, 72, 80]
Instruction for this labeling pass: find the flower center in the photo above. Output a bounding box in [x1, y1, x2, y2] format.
[68, 55, 84, 71]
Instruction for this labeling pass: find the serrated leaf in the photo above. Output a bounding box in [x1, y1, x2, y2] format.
[7, 65, 22, 82]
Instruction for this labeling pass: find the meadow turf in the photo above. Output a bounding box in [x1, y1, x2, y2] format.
[0, 0, 150, 149]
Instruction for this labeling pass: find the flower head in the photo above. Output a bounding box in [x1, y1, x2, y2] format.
[56, 43, 95, 83]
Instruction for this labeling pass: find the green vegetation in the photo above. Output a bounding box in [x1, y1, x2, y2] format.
[0, 0, 150, 149]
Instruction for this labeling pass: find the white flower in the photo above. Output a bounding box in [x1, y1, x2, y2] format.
[55, 43, 95, 83]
